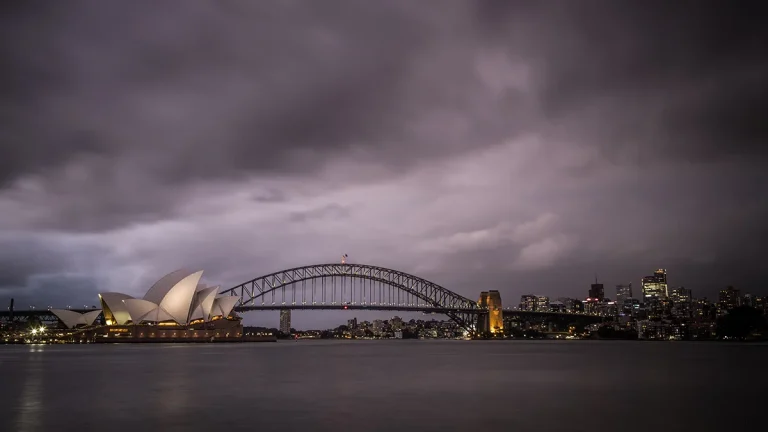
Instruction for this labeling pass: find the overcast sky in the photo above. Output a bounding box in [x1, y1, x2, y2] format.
[1, 1, 766, 329]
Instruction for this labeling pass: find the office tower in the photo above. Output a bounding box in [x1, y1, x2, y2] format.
[641, 269, 668, 300]
[616, 283, 633, 304]
[347, 317, 358, 329]
[279, 309, 291, 334]
[589, 283, 605, 301]
[519, 294, 537, 311]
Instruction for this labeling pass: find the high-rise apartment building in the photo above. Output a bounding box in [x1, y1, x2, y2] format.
[616, 283, 633, 304]
[670, 287, 692, 318]
[642, 269, 668, 300]
[536, 296, 550, 312]
[670, 287, 692, 303]
[718, 286, 740, 311]
[520, 295, 537, 311]
[279, 309, 291, 334]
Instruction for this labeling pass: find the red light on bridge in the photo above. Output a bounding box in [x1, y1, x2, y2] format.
[343, 306, 348, 310]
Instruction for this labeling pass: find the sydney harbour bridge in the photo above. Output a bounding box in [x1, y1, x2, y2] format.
[2, 262, 602, 335]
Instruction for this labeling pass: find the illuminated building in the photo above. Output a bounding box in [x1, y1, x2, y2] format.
[641, 269, 668, 301]
[87, 269, 246, 342]
[718, 286, 740, 312]
[519, 295, 537, 311]
[347, 317, 358, 329]
[97, 269, 239, 326]
[557, 297, 583, 314]
[615, 284, 632, 304]
[549, 301, 566, 313]
[478, 291, 503, 334]
[280, 309, 291, 334]
[670, 287, 692, 318]
[584, 298, 599, 315]
[50, 309, 103, 328]
[536, 296, 550, 312]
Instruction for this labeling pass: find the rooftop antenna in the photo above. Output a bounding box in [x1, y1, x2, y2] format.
[595, 274, 598, 284]
[341, 254, 348, 264]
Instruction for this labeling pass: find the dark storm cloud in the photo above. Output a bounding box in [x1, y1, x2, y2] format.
[0, 232, 106, 308]
[509, 1, 768, 163]
[0, 1, 476, 181]
[3, 1, 764, 230]
[1, 0, 513, 230]
[0, 236, 65, 288]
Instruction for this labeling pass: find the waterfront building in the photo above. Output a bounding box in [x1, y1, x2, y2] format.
[347, 317, 358, 329]
[390, 316, 404, 331]
[97, 269, 239, 327]
[50, 309, 103, 329]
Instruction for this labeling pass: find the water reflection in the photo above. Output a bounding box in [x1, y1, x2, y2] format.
[0, 341, 765, 432]
[16, 345, 45, 432]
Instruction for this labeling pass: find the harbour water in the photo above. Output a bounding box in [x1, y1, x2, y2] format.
[1, 340, 765, 432]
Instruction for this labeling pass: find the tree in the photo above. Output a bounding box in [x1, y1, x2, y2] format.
[717, 306, 766, 339]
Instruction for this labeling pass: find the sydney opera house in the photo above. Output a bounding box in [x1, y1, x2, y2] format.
[51, 269, 249, 342]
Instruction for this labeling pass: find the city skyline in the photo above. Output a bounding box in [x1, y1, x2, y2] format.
[2, 2, 767, 330]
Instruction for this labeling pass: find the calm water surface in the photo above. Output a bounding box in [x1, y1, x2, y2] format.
[1, 340, 765, 432]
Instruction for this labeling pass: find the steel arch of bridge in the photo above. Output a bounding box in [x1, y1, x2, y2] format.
[220, 263, 481, 332]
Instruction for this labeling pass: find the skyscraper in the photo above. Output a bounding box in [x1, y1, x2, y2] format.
[279, 309, 291, 334]
[616, 283, 633, 304]
[589, 283, 604, 301]
[642, 269, 668, 300]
